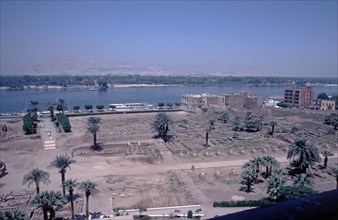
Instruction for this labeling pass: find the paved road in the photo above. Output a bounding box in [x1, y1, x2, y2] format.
[39, 118, 57, 149]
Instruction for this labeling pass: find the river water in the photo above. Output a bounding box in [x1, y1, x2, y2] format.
[0, 85, 337, 113]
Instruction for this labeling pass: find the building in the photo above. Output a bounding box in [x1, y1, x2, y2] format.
[181, 92, 263, 112]
[320, 100, 335, 111]
[181, 94, 219, 112]
[284, 86, 314, 108]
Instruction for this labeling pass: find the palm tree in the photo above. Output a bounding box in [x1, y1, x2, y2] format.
[330, 167, 338, 189]
[250, 156, 264, 183]
[49, 154, 76, 195]
[23, 168, 50, 194]
[63, 179, 79, 220]
[31, 191, 67, 220]
[261, 156, 280, 178]
[152, 113, 172, 142]
[241, 161, 256, 192]
[267, 168, 287, 201]
[27, 100, 39, 121]
[293, 173, 314, 188]
[46, 102, 56, 121]
[79, 180, 97, 219]
[56, 99, 67, 113]
[287, 138, 321, 173]
[218, 112, 229, 123]
[0, 209, 26, 220]
[321, 150, 334, 169]
[205, 119, 215, 147]
[87, 117, 101, 149]
[269, 121, 277, 135]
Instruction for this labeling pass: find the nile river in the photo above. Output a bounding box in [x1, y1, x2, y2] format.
[0, 85, 337, 113]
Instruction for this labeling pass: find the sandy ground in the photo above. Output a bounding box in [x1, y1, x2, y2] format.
[0, 108, 337, 219]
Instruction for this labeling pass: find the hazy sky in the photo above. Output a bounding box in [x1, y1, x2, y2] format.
[1, 0, 337, 77]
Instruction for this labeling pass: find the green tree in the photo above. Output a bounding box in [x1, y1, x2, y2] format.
[138, 206, 147, 216]
[87, 117, 101, 149]
[287, 138, 321, 173]
[269, 121, 277, 136]
[84, 104, 93, 111]
[158, 102, 165, 108]
[152, 113, 172, 142]
[166, 102, 173, 109]
[321, 150, 334, 169]
[79, 180, 97, 220]
[267, 168, 287, 201]
[0, 209, 26, 220]
[73, 106, 80, 112]
[244, 112, 264, 132]
[56, 99, 67, 113]
[46, 102, 56, 121]
[205, 119, 215, 147]
[63, 179, 79, 220]
[49, 154, 76, 195]
[23, 168, 50, 194]
[329, 167, 338, 189]
[27, 100, 39, 121]
[317, 92, 329, 100]
[232, 115, 243, 132]
[261, 156, 280, 179]
[324, 113, 338, 130]
[250, 157, 264, 183]
[96, 105, 104, 111]
[293, 173, 314, 188]
[241, 161, 256, 193]
[31, 191, 67, 220]
[218, 112, 229, 123]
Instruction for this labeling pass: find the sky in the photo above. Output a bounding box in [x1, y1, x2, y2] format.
[0, 0, 337, 77]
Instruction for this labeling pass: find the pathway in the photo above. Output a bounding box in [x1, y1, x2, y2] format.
[39, 118, 57, 150]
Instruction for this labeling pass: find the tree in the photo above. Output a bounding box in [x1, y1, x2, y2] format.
[31, 191, 67, 220]
[49, 154, 76, 195]
[321, 150, 334, 169]
[244, 112, 264, 132]
[166, 102, 173, 109]
[158, 102, 165, 109]
[0, 209, 26, 220]
[79, 180, 97, 220]
[232, 115, 243, 132]
[329, 167, 338, 189]
[293, 173, 314, 188]
[241, 161, 256, 193]
[63, 179, 79, 220]
[269, 121, 277, 136]
[96, 105, 104, 111]
[324, 113, 338, 130]
[250, 157, 264, 183]
[56, 99, 67, 113]
[84, 104, 93, 111]
[261, 156, 280, 179]
[87, 117, 101, 149]
[138, 206, 147, 216]
[27, 100, 39, 121]
[152, 113, 172, 142]
[287, 138, 321, 173]
[205, 119, 215, 147]
[73, 106, 80, 112]
[218, 112, 229, 123]
[46, 102, 56, 121]
[267, 168, 287, 201]
[317, 92, 329, 100]
[23, 168, 50, 194]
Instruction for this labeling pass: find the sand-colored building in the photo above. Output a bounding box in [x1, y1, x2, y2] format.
[320, 100, 335, 111]
[181, 92, 263, 112]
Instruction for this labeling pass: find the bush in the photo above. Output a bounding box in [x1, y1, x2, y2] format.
[84, 104, 93, 110]
[187, 210, 193, 218]
[56, 113, 71, 132]
[213, 199, 273, 207]
[73, 106, 80, 111]
[278, 185, 316, 202]
[22, 114, 35, 134]
[96, 105, 104, 110]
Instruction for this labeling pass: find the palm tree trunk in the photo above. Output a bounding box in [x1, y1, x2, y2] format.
[271, 124, 275, 135]
[93, 133, 97, 146]
[43, 208, 48, 220]
[61, 171, 66, 195]
[205, 132, 209, 147]
[265, 166, 269, 179]
[336, 176, 338, 189]
[50, 208, 55, 220]
[70, 190, 75, 219]
[35, 180, 40, 194]
[247, 179, 251, 192]
[324, 157, 328, 169]
[86, 195, 89, 219]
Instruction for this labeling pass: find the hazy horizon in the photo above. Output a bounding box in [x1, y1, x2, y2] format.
[1, 1, 337, 77]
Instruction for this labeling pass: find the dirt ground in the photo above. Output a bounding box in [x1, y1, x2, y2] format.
[0, 108, 337, 219]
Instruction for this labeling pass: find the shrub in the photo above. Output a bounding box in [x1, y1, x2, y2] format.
[96, 105, 104, 110]
[84, 104, 93, 110]
[213, 199, 274, 207]
[187, 210, 193, 218]
[278, 185, 316, 202]
[56, 113, 71, 132]
[290, 126, 299, 133]
[158, 102, 165, 108]
[22, 114, 35, 134]
[73, 106, 80, 111]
